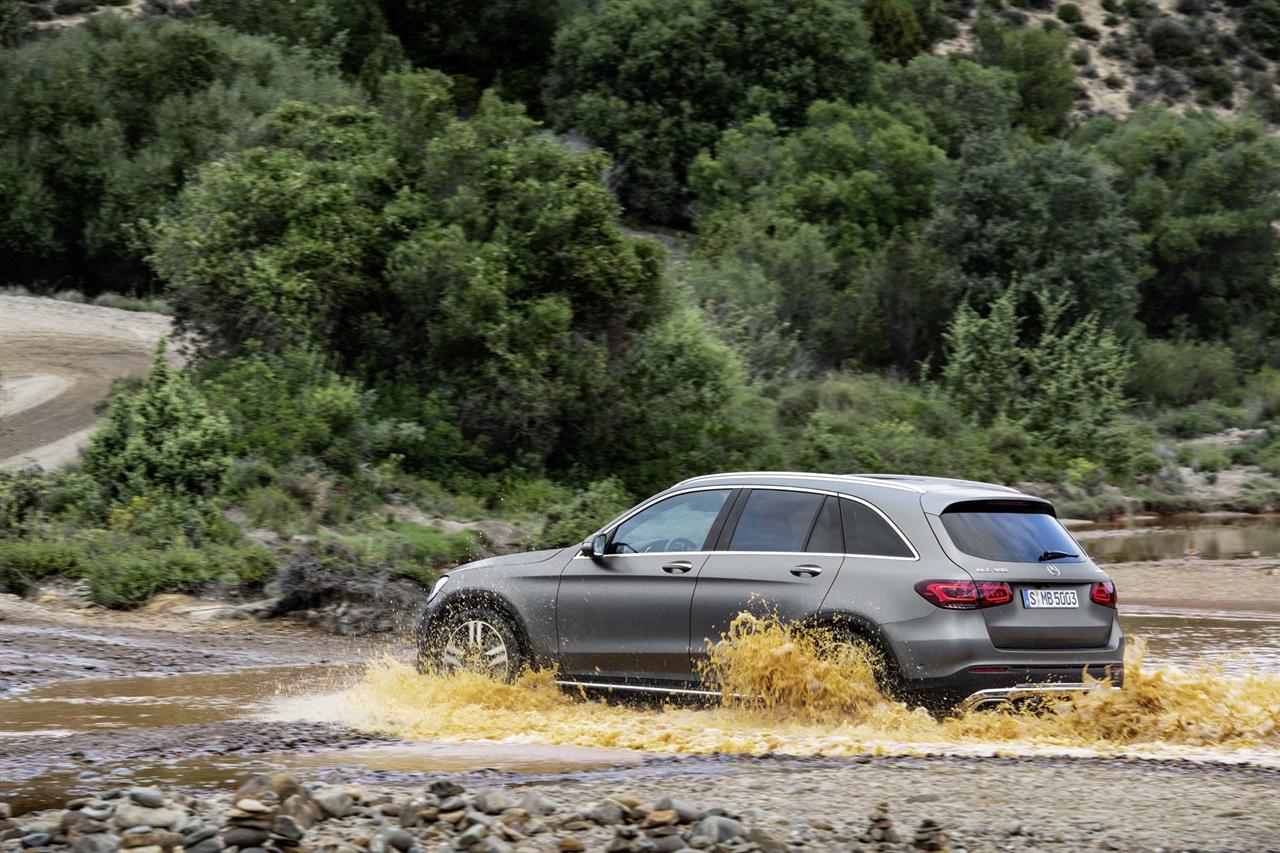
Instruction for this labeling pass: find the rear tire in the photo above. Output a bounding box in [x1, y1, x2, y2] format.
[825, 628, 904, 700]
[420, 604, 526, 682]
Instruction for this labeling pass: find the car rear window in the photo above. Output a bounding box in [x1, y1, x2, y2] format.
[940, 501, 1082, 563]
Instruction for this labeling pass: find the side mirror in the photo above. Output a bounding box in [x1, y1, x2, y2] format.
[581, 533, 608, 559]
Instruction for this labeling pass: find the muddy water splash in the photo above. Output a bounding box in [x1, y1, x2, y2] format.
[332, 614, 1280, 760]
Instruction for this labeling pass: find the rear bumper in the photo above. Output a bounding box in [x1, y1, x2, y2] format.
[900, 661, 1124, 710]
[956, 683, 1121, 712]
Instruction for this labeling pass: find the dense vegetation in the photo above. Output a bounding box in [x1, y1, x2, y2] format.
[2, 0, 1279, 607]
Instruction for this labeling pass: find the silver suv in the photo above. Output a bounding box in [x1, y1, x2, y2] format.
[417, 472, 1124, 710]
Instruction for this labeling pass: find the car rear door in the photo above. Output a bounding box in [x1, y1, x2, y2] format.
[556, 488, 735, 682]
[689, 489, 844, 670]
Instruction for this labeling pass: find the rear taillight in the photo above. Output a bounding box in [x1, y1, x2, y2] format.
[914, 579, 1013, 610]
[1090, 581, 1117, 608]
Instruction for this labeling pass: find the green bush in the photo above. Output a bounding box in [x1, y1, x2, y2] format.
[537, 478, 635, 549]
[1241, 0, 1280, 60]
[1192, 444, 1230, 473]
[1245, 368, 1280, 421]
[1155, 405, 1225, 438]
[1146, 18, 1197, 60]
[241, 485, 305, 531]
[1056, 3, 1082, 23]
[1073, 23, 1100, 40]
[1126, 339, 1239, 407]
[84, 342, 231, 511]
[321, 522, 479, 587]
[0, 540, 82, 595]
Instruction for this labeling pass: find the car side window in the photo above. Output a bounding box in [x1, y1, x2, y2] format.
[608, 489, 730, 554]
[840, 498, 914, 558]
[805, 496, 844, 553]
[727, 490, 824, 552]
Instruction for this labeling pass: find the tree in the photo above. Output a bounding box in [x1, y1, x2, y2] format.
[0, 16, 360, 293]
[880, 54, 1020, 156]
[926, 133, 1143, 331]
[690, 101, 945, 358]
[83, 342, 232, 508]
[151, 76, 692, 481]
[200, 0, 391, 73]
[382, 0, 579, 112]
[941, 288, 1024, 425]
[974, 17, 1078, 137]
[942, 289, 1131, 455]
[1078, 108, 1280, 346]
[546, 0, 876, 223]
[864, 0, 926, 64]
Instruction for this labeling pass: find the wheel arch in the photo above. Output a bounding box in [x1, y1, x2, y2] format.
[419, 587, 536, 664]
[801, 609, 903, 676]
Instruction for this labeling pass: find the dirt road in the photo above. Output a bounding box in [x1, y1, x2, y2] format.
[0, 295, 174, 469]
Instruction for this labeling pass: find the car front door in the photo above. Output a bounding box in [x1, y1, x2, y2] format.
[690, 489, 845, 671]
[556, 488, 735, 683]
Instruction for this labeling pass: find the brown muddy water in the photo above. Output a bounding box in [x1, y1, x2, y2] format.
[4, 609, 1279, 815]
[1081, 515, 1280, 562]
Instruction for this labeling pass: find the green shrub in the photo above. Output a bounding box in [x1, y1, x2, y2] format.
[1127, 339, 1240, 407]
[1105, 73, 1126, 88]
[1146, 18, 1197, 60]
[241, 485, 304, 531]
[1245, 368, 1280, 421]
[1073, 23, 1100, 40]
[1155, 405, 1224, 438]
[1241, 0, 1280, 60]
[321, 522, 479, 587]
[537, 479, 635, 549]
[0, 540, 82, 595]
[1192, 445, 1230, 473]
[1072, 46, 1090, 64]
[1057, 3, 1083, 23]
[84, 342, 231, 511]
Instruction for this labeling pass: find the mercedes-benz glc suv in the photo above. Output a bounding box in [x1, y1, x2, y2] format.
[417, 472, 1124, 710]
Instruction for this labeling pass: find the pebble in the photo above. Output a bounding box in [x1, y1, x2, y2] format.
[21, 833, 52, 848]
[71, 835, 120, 853]
[127, 792, 164, 810]
[312, 790, 355, 820]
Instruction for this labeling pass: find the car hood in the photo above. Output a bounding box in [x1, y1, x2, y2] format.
[449, 548, 566, 575]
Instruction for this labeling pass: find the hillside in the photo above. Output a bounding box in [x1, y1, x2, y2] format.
[938, 0, 1279, 124]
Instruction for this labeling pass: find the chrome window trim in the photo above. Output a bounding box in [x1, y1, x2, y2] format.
[587, 484, 737, 549]
[577, 483, 919, 561]
[837, 494, 920, 561]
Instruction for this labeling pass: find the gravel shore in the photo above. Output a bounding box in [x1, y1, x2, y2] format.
[4, 758, 1278, 853]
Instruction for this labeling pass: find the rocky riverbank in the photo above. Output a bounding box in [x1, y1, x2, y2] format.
[4, 757, 1278, 853]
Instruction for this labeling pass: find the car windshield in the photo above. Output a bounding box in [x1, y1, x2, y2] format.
[940, 504, 1083, 563]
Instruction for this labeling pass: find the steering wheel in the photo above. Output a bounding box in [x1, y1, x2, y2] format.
[666, 537, 699, 552]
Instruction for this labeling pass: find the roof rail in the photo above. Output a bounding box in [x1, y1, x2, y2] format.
[853, 474, 1022, 494]
[670, 471, 925, 493]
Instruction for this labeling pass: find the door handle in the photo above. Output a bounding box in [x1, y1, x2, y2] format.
[662, 561, 694, 574]
[790, 565, 823, 578]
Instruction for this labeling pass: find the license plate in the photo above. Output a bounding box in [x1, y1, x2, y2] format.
[1022, 588, 1078, 608]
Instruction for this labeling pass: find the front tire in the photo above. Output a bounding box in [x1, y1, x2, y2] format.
[420, 604, 526, 682]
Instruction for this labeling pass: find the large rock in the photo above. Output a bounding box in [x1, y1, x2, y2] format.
[112, 804, 183, 831]
[312, 790, 354, 821]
